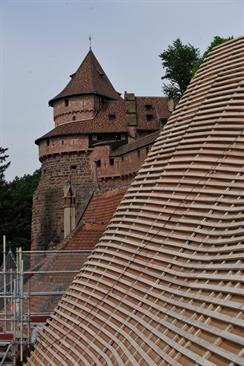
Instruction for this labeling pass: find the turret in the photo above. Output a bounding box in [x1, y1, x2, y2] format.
[49, 50, 121, 127]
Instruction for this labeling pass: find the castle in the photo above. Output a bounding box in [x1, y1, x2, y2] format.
[27, 37, 244, 366]
[31, 48, 172, 251]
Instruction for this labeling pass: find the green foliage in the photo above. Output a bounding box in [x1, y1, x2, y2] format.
[192, 36, 233, 75]
[159, 38, 200, 98]
[0, 146, 10, 183]
[0, 159, 40, 254]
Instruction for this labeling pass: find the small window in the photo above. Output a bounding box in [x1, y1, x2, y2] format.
[137, 150, 140, 158]
[46, 139, 50, 146]
[145, 104, 153, 111]
[109, 113, 116, 120]
[64, 99, 69, 107]
[70, 165, 77, 170]
[146, 114, 153, 121]
[96, 160, 101, 167]
[73, 116, 76, 121]
[109, 158, 114, 166]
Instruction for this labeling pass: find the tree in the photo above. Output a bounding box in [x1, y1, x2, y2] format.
[0, 147, 10, 183]
[159, 38, 200, 99]
[0, 148, 40, 265]
[0, 165, 41, 256]
[192, 36, 233, 75]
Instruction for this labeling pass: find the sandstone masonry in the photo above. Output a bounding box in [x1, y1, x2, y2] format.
[31, 49, 171, 251]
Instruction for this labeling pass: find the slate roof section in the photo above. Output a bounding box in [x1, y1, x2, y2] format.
[49, 50, 121, 106]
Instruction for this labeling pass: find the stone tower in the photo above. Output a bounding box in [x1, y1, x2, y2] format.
[31, 49, 171, 251]
[31, 50, 121, 251]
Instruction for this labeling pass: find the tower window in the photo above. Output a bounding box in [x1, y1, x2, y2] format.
[96, 160, 101, 168]
[146, 114, 153, 121]
[109, 113, 116, 120]
[109, 158, 114, 166]
[145, 104, 153, 110]
[64, 99, 69, 107]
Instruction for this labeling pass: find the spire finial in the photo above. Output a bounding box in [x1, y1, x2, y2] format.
[89, 35, 92, 51]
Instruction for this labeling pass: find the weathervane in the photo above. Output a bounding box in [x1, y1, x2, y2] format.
[89, 35, 92, 50]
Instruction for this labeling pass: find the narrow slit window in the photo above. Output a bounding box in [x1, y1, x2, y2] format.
[109, 158, 114, 166]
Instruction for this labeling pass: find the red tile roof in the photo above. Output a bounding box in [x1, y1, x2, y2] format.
[49, 50, 121, 106]
[36, 100, 127, 143]
[25, 187, 127, 315]
[111, 130, 160, 157]
[36, 98, 171, 144]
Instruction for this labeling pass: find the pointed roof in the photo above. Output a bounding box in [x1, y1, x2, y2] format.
[49, 50, 121, 106]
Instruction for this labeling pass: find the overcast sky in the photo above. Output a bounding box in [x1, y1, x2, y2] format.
[1, 0, 243, 180]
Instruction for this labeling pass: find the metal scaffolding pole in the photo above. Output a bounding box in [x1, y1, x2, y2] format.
[0, 244, 91, 364]
[3, 235, 7, 332]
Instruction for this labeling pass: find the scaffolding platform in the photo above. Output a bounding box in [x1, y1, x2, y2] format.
[0, 235, 91, 365]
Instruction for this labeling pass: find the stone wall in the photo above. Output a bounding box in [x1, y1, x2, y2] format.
[53, 95, 101, 126]
[39, 135, 89, 159]
[31, 151, 95, 251]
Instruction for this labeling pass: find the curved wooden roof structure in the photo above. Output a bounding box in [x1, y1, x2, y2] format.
[27, 36, 244, 366]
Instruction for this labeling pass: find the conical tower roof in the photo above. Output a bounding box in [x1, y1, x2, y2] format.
[49, 50, 121, 106]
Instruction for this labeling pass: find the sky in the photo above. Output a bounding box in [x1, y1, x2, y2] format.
[0, 0, 243, 181]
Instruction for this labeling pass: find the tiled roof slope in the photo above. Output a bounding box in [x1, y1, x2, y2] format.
[36, 97, 169, 144]
[36, 101, 127, 143]
[111, 130, 160, 156]
[27, 37, 244, 366]
[60, 187, 127, 251]
[25, 187, 127, 314]
[49, 50, 120, 106]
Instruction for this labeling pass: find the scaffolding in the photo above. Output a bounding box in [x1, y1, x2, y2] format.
[0, 236, 91, 365]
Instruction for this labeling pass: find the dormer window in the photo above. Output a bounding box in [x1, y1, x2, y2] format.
[109, 113, 116, 120]
[64, 99, 69, 107]
[145, 104, 153, 111]
[146, 114, 153, 121]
